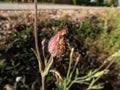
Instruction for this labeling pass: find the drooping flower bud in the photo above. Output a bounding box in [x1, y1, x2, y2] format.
[48, 27, 68, 57]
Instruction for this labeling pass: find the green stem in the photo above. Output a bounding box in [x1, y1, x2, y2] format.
[41, 76, 45, 90]
[42, 56, 53, 90]
[87, 76, 100, 90]
[41, 39, 47, 66]
[66, 48, 74, 80]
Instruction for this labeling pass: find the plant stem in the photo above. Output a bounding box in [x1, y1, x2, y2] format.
[42, 76, 45, 90]
[34, 0, 44, 90]
[34, 0, 38, 55]
[66, 48, 74, 79]
[34, 0, 43, 69]
[87, 76, 100, 90]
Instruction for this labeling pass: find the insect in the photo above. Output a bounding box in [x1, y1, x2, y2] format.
[48, 27, 68, 57]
